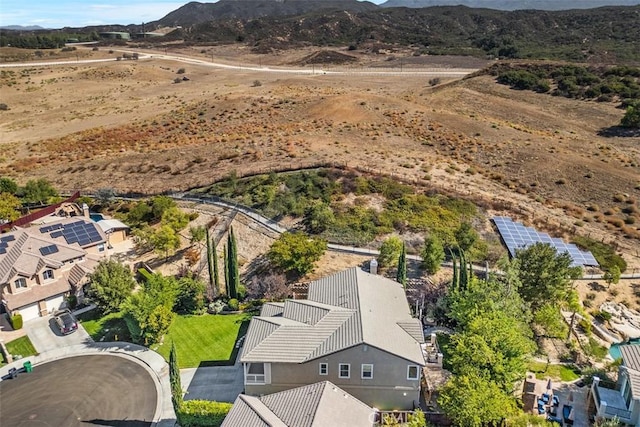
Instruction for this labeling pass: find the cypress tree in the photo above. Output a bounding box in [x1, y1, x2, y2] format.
[450, 248, 459, 291]
[223, 244, 229, 296]
[227, 227, 239, 299]
[396, 243, 407, 288]
[212, 238, 220, 296]
[460, 250, 468, 291]
[169, 342, 182, 410]
[205, 227, 214, 289]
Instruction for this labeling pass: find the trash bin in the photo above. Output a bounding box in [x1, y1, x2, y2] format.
[23, 361, 32, 373]
[8, 367, 17, 379]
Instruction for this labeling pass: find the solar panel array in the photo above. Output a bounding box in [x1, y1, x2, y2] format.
[0, 235, 14, 254]
[40, 220, 103, 247]
[493, 216, 599, 267]
[40, 244, 59, 256]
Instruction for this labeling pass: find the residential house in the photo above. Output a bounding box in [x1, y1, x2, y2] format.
[240, 267, 425, 410]
[0, 218, 107, 322]
[221, 381, 376, 427]
[590, 345, 640, 425]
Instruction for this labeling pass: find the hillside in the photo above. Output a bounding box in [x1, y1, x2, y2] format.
[380, 0, 640, 10]
[180, 5, 640, 63]
[155, 0, 379, 27]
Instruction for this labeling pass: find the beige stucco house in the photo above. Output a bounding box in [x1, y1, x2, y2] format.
[240, 267, 425, 411]
[222, 381, 376, 427]
[0, 218, 107, 321]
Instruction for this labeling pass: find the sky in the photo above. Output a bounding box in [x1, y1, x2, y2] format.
[0, 0, 386, 28]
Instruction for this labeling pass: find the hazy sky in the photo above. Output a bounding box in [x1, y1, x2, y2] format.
[0, 0, 386, 28]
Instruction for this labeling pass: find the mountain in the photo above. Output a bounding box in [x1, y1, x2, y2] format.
[380, 0, 640, 10]
[182, 5, 640, 63]
[0, 25, 47, 30]
[155, 0, 379, 27]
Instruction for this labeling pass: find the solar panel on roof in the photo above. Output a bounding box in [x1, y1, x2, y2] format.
[493, 217, 599, 267]
[51, 231, 63, 238]
[0, 248, 5, 254]
[0, 242, 6, 248]
[0, 235, 15, 242]
[39, 244, 59, 256]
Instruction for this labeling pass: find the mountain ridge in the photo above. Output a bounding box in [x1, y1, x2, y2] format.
[379, 0, 640, 10]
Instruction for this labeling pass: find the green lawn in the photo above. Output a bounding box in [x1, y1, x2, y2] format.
[527, 361, 581, 382]
[154, 313, 251, 368]
[77, 310, 131, 342]
[6, 336, 38, 359]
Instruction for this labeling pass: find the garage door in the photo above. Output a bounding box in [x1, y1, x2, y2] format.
[19, 303, 40, 322]
[45, 294, 66, 314]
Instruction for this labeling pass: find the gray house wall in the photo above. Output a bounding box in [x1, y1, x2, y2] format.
[244, 344, 422, 410]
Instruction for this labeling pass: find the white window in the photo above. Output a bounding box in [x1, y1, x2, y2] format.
[407, 365, 419, 380]
[245, 363, 266, 384]
[43, 269, 54, 280]
[98, 244, 105, 252]
[319, 363, 328, 376]
[14, 278, 27, 289]
[339, 363, 350, 379]
[361, 364, 373, 379]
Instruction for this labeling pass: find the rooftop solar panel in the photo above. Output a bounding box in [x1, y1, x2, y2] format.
[493, 217, 599, 267]
[0, 242, 6, 248]
[0, 235, 15, 242]
[39, 244, 59, 256]
[0, 248, 5, 254]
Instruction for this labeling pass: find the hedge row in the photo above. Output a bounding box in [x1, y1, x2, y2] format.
[177, 400, 232, 427]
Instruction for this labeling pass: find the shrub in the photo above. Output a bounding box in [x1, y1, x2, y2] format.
[252, 80, 262, 87]
[177, 400, 232, 427]
[207, 300, 225, 314]
[67, 295, 78, 309]
[227, 298, 239, 311]
[177, 68, 186, 74]
[594, 310, 612, 322]
[0, 103, 9, 111]
[10, 312, 23, 330]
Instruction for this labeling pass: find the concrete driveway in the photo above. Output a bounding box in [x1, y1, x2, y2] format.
[25, 314, 92, 353]
[181, 353, 244, 402]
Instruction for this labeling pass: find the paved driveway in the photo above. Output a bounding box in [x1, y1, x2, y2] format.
[25, 315, 92, 353]
[0, 355, 156, 427]
[181, 353, 244, 402]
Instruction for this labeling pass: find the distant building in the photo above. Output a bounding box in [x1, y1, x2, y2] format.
[98, 32, 131, 40]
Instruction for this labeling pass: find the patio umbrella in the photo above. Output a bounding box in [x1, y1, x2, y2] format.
[568, 406, 575, 421]
[547, 378, 553, 396]
[568, 390, 574, 403]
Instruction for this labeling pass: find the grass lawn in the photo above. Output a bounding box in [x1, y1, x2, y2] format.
[154, 313, 251, 368]
[77, 310, 131, 342]
[6, 336, 38, 359]
[527, 361, 581, 382]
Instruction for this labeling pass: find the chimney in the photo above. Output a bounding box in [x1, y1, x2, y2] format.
[82, 203, 90, 218]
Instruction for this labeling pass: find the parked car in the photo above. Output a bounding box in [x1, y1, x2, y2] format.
[54, 310, 78, 335]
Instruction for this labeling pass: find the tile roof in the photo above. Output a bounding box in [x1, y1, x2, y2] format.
[3, 276, 72, 310]
[621, 345, 640, 371]
[221, 381, 375, 427]
[241, 267, 425, 365]
[260, 302, 285, 317]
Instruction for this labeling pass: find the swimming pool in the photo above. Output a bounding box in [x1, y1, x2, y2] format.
[609, 341, 640, 360]
[90, 213, 105, 222]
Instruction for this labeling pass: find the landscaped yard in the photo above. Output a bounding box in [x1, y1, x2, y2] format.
[77, 310, 131, 342]
[154, 313, 251, 368]
[5, 336, 38, 361]
[527, 361, 581, 382]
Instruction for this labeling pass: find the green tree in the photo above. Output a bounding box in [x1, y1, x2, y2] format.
[189, 225, 205, 248]
[150, 195, 176, 222]
[0, 177, 18, 194]
[378, 236, 403, 269]
[227, 227, 239, 299]
[123, 274, 178, 344]
[397, 243, 407, 288]
[304, 201, 335, 233]
[268, 232, 327, 276]
[169, 342, 183, 410]
[534, 303, 568, 339]
[127, 201, 152, 228]
[223, 244, 229, 295]
[438, 374, 518, 427]
[0, 192, 21, 222]
[604, 265, 622, 288]
[153, 225, 181, 259]
[515, 243, 582, 311]
[87, 259, 136, 314]
[174, 276, 206, 314]
[161, 206, 189, 232]
[621, 101, 640, 128]
[421, 235, 445, 275]
[454, 222, 478, 252]
[22, 178, 58, 205]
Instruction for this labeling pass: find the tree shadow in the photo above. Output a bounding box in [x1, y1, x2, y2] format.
[597, 126, 640, 137]
[589, 281, 606, 292]
[84, 418, 151, 427]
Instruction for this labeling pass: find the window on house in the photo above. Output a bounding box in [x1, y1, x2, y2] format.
[14, 278, 27, 289]
[339, 363, 350, 379]
[319, 363, 328, 376]
[246, 363, 266, 384]
[43, 270, 54, 280]
[361, 364, 373, 379]
[407, 365, 419, 380]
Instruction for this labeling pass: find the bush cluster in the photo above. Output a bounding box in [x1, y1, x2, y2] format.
[176, 400, 232, 427]
[10, 312, 23, 330]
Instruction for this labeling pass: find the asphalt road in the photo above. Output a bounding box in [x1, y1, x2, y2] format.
[0, 355, 157, 427]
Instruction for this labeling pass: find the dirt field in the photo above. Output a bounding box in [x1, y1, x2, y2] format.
[1, 44, 638, 272]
